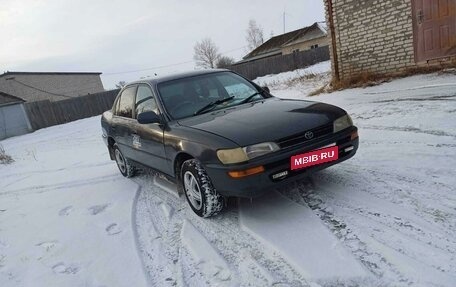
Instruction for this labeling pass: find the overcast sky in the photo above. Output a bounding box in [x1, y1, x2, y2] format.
[1, 0, 325, 89]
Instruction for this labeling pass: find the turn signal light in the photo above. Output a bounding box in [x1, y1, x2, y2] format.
[351, 131, 359, 140]
[228, 166, 265, 178]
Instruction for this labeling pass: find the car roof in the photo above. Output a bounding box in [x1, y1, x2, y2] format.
[128, 69, 231, 86]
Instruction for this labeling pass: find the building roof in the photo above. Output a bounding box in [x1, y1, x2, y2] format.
[0, 71, 102, 78]
[0, 91, 25, 107]
[241, 22, 327, 62]
[0, 71, 105, 102]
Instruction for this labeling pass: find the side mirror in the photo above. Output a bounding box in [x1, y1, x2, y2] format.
[137, 111, 161, 124]
[262, 86, 270, 93]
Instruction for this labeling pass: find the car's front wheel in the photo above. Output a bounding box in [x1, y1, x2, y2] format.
[113, 143, 136, 178]
[181, 159, 224, 217]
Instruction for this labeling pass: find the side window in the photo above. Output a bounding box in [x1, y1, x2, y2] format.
[116, 87, 136, 118]
[135, 85, 159, 118]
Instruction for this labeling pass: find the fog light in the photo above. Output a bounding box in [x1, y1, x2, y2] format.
[344, 146, 354, 152]
[228, 166, 265, 178]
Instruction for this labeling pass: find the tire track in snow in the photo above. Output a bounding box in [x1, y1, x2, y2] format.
[279, 179, 408, 285]
[133, 175, 184, 286]
[318, 167, 456, 242]
[0, 174, 120, 197]
[360, 125, 456, 138]
[132, 185, 156, 287]
[239, 190, 369, 285]
[282, 169, 456, 287]
[132, 172, 310, 286]
[180, 219, 235, 286]
[0, 161, 113, 180]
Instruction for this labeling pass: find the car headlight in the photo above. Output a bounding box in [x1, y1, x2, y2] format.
[217, 142, 280, 164]
[333, 114, 353, 133]
[216, 148, 248, 164]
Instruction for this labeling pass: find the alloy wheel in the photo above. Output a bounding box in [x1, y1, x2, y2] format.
[115, 149, 126, 173]
[183, 171, 202, 210]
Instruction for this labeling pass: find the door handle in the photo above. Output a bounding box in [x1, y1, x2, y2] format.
[417, 9, 424, 24]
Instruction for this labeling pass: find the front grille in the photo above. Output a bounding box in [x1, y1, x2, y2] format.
[277, 124, 333, 149]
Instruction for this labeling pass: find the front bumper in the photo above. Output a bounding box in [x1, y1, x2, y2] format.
[204, 127, 359, 198]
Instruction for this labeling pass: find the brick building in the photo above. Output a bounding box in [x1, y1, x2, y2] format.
[0, 72, 104, 102]
[324, 0, 456, 81]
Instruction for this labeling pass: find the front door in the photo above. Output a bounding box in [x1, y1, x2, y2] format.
[412, 0, 456, 62]
[132, 85, 170, 175]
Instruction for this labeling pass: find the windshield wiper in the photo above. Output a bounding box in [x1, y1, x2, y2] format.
[194, 96, 235, 115]
[238, 92, 263, 105]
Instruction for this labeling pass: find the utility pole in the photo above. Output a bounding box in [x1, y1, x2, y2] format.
[283, 11, 286, 34]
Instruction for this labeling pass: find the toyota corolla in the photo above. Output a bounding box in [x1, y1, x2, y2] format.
[101, 70, 359, 217]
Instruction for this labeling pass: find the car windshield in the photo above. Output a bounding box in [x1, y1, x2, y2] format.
[157, 72, 263, 120]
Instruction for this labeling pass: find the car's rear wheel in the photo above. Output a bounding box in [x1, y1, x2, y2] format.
[113, 144, 136, 178]
[181, 159, 224, 217]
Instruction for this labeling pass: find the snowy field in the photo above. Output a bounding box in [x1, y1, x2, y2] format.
[1, 63, 456, 287]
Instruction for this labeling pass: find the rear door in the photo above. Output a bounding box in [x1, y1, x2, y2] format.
[111, 86, 137, 159]
[132, 85, 170, 174]
[413, 0, 456, 62]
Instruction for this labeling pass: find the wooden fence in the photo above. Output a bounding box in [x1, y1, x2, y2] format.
[24, 89, 120, 131]
[230, 46, 330, 80]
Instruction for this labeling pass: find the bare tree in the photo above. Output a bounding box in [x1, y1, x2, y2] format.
[245, 19, 264, 51]
[216, 56, 235, 69]
[193, 38, 220, 69]
[115, 81, 126, 89]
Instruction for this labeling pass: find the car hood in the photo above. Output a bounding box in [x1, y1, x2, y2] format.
[177, 98, 346, 147]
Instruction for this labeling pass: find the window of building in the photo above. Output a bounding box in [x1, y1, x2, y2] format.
[311, 44, 319, 49]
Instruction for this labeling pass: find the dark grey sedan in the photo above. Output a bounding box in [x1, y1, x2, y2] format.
[101, 69, 359, 217]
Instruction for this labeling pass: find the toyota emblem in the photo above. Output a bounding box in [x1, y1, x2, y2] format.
[304, 131, 314, 140]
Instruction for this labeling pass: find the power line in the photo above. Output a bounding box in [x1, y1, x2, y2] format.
[103, 45, 247, 77]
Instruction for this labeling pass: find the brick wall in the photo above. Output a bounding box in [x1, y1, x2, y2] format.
[325, 0, 456, 81]
[325, 0, 418, 80]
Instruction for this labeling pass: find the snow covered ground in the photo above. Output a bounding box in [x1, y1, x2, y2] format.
[1, 63, 456, 286]
[254, 61, 332, 98]
[0, 120, 148, 287]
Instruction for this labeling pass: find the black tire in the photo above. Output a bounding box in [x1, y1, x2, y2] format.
[181, 159, 224, 217]
[113, 144, 136, 178]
